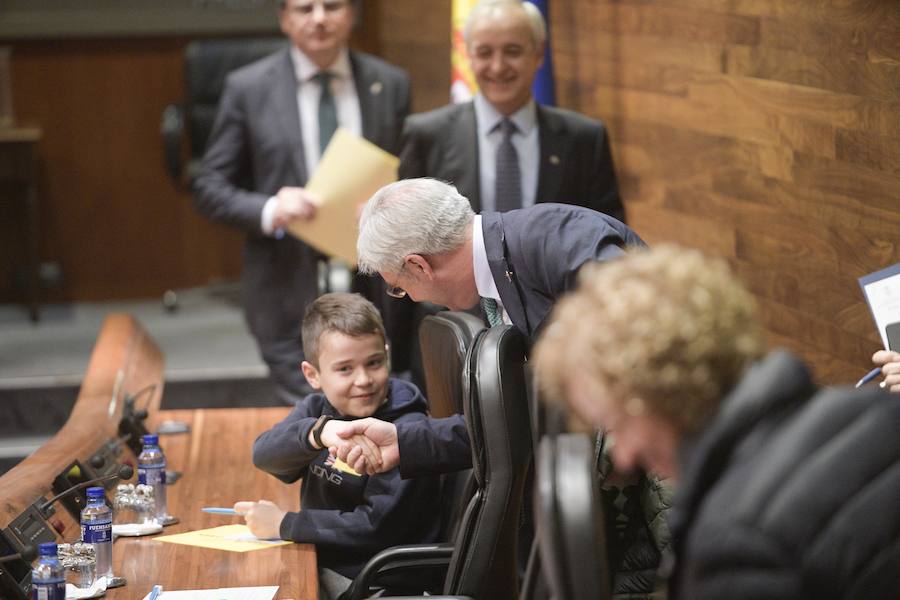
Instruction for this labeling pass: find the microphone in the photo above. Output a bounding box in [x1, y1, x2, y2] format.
[39, 465, 133, 516]
[0, 545, 36, 564]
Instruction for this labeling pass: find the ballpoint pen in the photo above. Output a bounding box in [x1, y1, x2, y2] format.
[148, 584, 162, 600]
[202, 507, 238, 515]
[855, 367, 882, 388]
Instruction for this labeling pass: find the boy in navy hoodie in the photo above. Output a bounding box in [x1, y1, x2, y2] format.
[235, 293, 441, 599]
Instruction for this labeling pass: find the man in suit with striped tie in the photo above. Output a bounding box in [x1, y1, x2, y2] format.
[193, 0, 411, 405]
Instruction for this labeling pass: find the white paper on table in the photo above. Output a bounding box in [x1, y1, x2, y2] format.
[140, 585, 278, 600]
[286, 127, 399, 266]
[859, 263, 900, 349]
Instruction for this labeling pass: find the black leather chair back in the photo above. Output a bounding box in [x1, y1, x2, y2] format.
[444, 325, 533, 600]
[162, 37, 286, 184]
[419, 311, 484, 543]
[536, 433, 611, 600]
[419, 311, 485, 419]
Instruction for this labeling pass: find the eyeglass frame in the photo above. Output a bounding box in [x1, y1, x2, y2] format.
[385, 262, 408, 299]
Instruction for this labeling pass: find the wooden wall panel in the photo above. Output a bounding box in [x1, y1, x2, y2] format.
[5, 37, 244, 302]
[368, 0, 452, 113]
[1, 23, 384, 303]
[553, 0, 900, 385]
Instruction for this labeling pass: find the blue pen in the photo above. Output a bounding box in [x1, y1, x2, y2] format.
[148, 584, 162, 600]
[202, 507, 238, 515]
[855, 367, 881, 388]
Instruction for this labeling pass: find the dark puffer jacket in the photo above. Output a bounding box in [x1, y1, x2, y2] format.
[669, 350, 900, 599]
[596, 434, 673, 599]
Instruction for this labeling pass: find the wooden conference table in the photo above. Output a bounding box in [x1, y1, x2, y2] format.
[0, 315, 317, 599]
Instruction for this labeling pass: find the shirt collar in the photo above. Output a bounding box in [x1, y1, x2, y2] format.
[290, 46, 353, 83]
[473, 93, 537, 138]
[472, 215, 501, 301]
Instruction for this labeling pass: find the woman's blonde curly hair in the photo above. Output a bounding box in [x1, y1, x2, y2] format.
[534, 245, 764, 435]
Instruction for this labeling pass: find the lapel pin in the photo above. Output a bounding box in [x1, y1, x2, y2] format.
[505, 270, 513, 282]
[370, 81, 383, 95]
[549, 154, 560, 165]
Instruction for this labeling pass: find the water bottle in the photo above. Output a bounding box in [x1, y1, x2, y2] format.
[31, 542, 66, 600]
[80, 487, 113, 580]
[137, 434, 167, 523]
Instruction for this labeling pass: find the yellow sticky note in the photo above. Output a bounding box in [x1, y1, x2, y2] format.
[155, 524, 291, 553]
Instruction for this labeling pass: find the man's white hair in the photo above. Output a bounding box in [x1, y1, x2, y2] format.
[357, 178, 475, 276]
[463, 0, 547, 50]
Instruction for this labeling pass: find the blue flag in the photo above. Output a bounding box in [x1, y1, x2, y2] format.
[526, 0, 556, 106]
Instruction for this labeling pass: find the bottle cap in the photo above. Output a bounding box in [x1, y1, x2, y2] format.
[142, 434, 159, 446]
[85, 487, 105, 499]
[38, 542, 58, 556]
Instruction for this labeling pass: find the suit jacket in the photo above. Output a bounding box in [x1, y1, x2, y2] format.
[397, 204, 645, 477]
[193, 49, 410, 341]
[399, 101, 624, 222]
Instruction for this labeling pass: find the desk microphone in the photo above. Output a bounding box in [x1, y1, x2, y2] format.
[39, 465, 134, 516]
[0, 545, 36, 564]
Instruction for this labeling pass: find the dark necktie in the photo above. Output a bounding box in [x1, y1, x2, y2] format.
[494, 118, 522, 212]
[314, 71, 337, 153]
[480, 297, 504, 327]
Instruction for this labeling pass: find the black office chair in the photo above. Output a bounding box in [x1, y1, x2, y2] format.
[535, 433, 611, 600]
[419, 311, 485, 419]
[342, 312, 483, 598]
[347, 325, 533, 600]
[161, 37, 287, 187]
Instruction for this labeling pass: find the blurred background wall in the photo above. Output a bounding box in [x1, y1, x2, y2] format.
[1, 0, 898, 384]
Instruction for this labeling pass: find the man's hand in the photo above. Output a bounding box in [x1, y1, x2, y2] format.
[873, 350, 900, 394]
[273, 186, 319, 229]
[328, 418, 400, 475]
[233, 500, 286, 540]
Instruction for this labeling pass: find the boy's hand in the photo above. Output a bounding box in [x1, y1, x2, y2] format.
[329, 418, 399, 475]
[233, 500, 286, 540]
[873, 350, 900, 393]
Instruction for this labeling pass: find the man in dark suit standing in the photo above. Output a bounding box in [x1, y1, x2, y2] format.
[193, 0, 410, 405]
[325, 177, 644, 476]
[400, 0, 623, 221]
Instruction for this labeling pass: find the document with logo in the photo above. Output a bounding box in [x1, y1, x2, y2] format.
[859, 262, 900, 350]
[287, 128, 399, 266]
[155, 524, 291, 553]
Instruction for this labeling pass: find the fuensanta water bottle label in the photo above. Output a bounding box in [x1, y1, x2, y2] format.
[34, 581, 66, 600]
[82, 520, 112, 543]
[138, 466, 165, 486]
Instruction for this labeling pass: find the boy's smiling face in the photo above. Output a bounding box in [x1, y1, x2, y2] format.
[301, 330, 389, 417]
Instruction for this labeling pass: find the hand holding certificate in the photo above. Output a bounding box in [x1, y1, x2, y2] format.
[286, 128, 399, 266]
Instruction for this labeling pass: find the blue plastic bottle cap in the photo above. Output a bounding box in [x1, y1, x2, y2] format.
[142, 434, 159, 445]
[86, 486, 105, 499]
[38, 542, 58, 556]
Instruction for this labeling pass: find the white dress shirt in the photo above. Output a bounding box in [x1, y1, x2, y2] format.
[472, 215, 512, 324]
[473, 94, 539, 213]
[261, 46, 362, 235]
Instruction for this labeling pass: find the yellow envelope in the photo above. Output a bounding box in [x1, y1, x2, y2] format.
[287, 128, 399, 266]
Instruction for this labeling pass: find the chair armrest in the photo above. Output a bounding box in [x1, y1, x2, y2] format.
[345, 543, 454, 600]
[160, 104, 185, 185]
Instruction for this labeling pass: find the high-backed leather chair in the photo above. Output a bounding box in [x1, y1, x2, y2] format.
[346, 325, 532, 600]
[536, 433, 611, 600]
[418, 312, 484, 542]
[161, 37, 287, 186]
[419, 311, 485, 419]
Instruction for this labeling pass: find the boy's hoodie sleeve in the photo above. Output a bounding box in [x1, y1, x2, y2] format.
[252, 400, 324, 483]
[279, 411, 440, 552]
